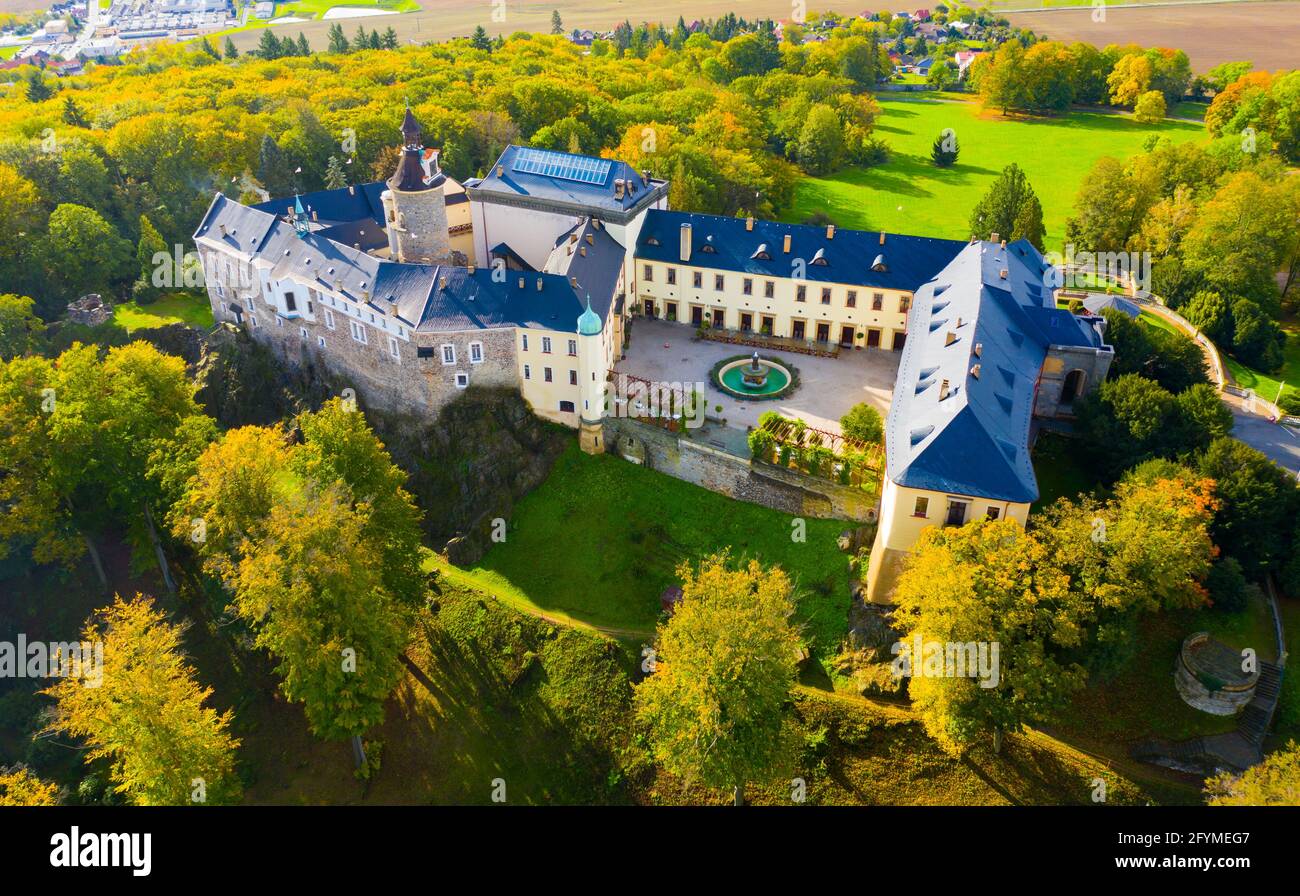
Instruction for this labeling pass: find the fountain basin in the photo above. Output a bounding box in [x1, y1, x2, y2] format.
[715, 356, 794, 399]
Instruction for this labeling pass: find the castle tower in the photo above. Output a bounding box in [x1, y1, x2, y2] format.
[381, 105, 451, 265]
[576, 297, 606, 455]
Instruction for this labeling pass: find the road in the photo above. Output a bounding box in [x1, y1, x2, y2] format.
[1227, 400, 1300, 477]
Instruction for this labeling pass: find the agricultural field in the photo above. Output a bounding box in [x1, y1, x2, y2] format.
[1007, 1, 1300, 72]
[787, 95, 1203, 249]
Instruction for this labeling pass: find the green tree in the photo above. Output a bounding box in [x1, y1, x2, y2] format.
[133, 214, 168, 305]
[327, 22, 349, 53]
[381, 27, 398, 50]
[256, 29, 283, 60]
[24, 70, 53, 103]
[61, 95, 88, 128]
[550, 10, 562, 35]
[1133, 90, 1166, 123]
[43, 595, 241, 806]
[470, 25, 492, 52]
[0, 294, 44, 360]
[224, 36, 239, 59]
[930, 129, 959, 167]
[199, 36, 219, 59]
[1181, 290, 1232, 345]
[968, 163, 1045, 249]
[1198, 436, 1299, 578]
[840, 402, 884, 443]
[324, 155, 348, 190]
[796, 103, 845, 176]
[40, 204, 133, 303]
[1230, 298, 1284, 371]
[634, 554, 801, 805]
[256, 134, 294, 198]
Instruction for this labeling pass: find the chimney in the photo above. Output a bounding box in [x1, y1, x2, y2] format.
[970, 364, 981, 380]
[348, 185, 355, 195]
[999, 268, 1008, 280]
[569, 276, 578, 288]
[536, 277, 543, 292]
[438, 276, 447, 290]
[945, 331, 957, 347]
[518, 276, 525, 290]
[879, 232, 887, 246]
[311, 210, 318, 222]
[592, 218, 601, 230]
[826, 224, 835, 240]
[1000, 239, 1007, 250]
[782, 233, 792, 254]
[679, 223, 692, 262]
[580, 246, 587, 256]
[496, 164, 504, 177]
[939, 379, 951, 400]
[468, 262, 476, 274]
[585, 233, 594, 245]
[974, 342, 983, 357]
[614, 179, 625, 199]
[990, 232, 1000, 243]
[745, 216, 754, 232]
[218, 223, 227, 237]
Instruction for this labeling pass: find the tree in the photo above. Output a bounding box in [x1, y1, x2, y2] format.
[1133, 90, 1166, 123]
[43, 595, 241, 806]
[0, 294, 43, 360]
[256, 29, 283, 60]
[231, 489, 411, 744]
[840, 402, 884, 443]
[1076, 373, 1177, 478]
[1230, 298, 1284, 371]
[0, 766, 60, 805]
[634, 554, 800, 805]
[199, 36, 220, 59]
[40, 204, 133, 303]
[1207, 741, 1300, 805]
[61, 95, 88, 128]
[930, 129, 959, 167]
[381, 27, 398, 50]
[1107, 52, 1154, 106]
[24, 70, 53, 103]
[133, 214, 168, 305]
[296, 33, 311, 56]
[324, 155, 348, 190]
[327, 23, 349, 54]
[796, 103, 845, 176]
[1182, 290, 1232, 345]
[1205, 557, 1249, 613]
[256, 134, 294, 198]
[1198, 436, 1299, 578]
[968, 163, 1045, 249]
[224, 36, 239, 59]
[470, 25, 492, 52]
[893, 520, 1089, 755]
[1064, 155, 1162, 253]
[550, 10, 563, 34]
[926, 60, 956, 91]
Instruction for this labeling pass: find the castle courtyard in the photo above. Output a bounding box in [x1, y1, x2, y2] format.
[616, 317, 899, 436]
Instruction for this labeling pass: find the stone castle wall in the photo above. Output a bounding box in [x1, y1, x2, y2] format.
[391, 186, 451, 265]
[602, 416, 876, 522]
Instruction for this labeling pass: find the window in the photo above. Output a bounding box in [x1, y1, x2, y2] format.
[900, 295, 912, 313]
[469, 342, 483, 364]
[521, 334, 529, 351]
[417, 346, 435, 359]
[743, 278, 753, 296]
[986, 506, 1001, 521]
[559, 400, 575, 413]
[692, 272, 703, 289]
[796, 284, 806, 303]
[523, 364, 531, 380]
[219, 302, 227, 314]
[299, 327, 308, 340]
[569, 369, 578, 386]
[324, 309, 335, 330]
[249, 314, 258, 329]
[544, 367, 553, 383]
[542, 337, 552, 354]
[275, 316, 284, 328]
[388, 336, 401, 361]
[349, 320, 367, 343]
[666, 268, 676, 285]
[764, 281, 774, 299]
[714, 274, 724, 291]
[317, 336, 326, 348]
[821, 287, 832, 305]
[455, 372, 469, 389]
[439, 344, 456, 364]
[846, 290, 857, 308]
[872, 293, 884, 311]
[567, 340, 577, 356]
[913, 497, 929, 518]
[285, 291, 297, 312]
[945, 500, 968, 527]
[643, 264, 653, 281]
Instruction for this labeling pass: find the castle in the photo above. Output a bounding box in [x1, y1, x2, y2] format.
[193, 106, 1112, 603]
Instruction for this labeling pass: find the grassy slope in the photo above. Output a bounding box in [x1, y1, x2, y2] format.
[787, 96, 1203, 251]
[448, 442, 853, 661]
[1221, 322, 1299, 404]
[112, 293, 214, 333]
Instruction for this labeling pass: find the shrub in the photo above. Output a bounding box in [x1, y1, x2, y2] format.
[1205, 557, 1249, 613]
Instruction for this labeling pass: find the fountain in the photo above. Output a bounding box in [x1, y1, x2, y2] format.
[715, 353, 793, 399]
[741, 351, 769, 389]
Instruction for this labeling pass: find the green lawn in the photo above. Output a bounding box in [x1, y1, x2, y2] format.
[1031, 431, 1095, 511]
[1138, 309, 1179, 335]
[112, 293, 214, 333]
[0, 44, 22, 60]
[788, 96, 1204, 250]
[1221, 322, 1300, 404]
[444, 441, 853, 665]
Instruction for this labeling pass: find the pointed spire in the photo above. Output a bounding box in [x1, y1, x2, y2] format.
[400, 102, 422, 149]
[291, 194, 309, 237]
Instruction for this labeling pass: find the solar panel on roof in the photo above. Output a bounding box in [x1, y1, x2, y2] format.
[511, 148, 612, 185]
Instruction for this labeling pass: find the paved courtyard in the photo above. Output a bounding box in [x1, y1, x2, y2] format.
[615, 318, 899, 435]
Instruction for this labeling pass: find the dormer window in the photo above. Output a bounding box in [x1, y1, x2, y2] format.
[751, 243, 771, 261]
[871, 254, 888, 272]
[646, 236, 660, 246]
[810, 248, 828, 266]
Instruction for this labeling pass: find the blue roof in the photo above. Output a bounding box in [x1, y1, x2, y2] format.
[472, 144, 665, 214]
[885, 239, 1109, 504]
[636, 210, 967, 291]
[1082, 293, 1141, 319]
[254, 182, 388, 228]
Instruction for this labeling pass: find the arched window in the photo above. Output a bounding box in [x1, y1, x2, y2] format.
[1062, 369, 1087, 403]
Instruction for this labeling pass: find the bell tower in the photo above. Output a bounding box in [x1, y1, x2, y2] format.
[381, 104, 451, 265]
